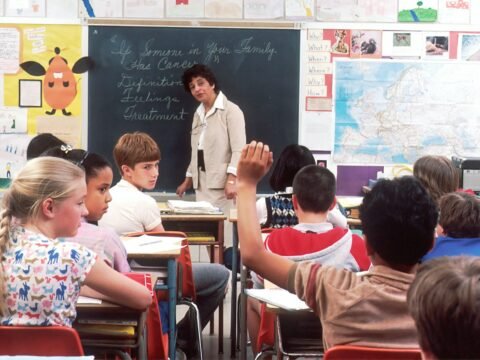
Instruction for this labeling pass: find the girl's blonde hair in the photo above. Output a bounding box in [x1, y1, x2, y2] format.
[0, 157, 85, 314]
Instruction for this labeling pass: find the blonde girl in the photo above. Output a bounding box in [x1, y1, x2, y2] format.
[0, 157, 150, 326]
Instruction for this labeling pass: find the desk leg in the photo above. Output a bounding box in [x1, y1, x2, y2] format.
[218, 220, 225, 354]
[230, 222, 238, 358]
[239, 262, 248, 360]
[168, 258, 177, 360]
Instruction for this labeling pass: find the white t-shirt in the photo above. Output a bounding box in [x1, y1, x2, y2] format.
[98, 179, 162, 235]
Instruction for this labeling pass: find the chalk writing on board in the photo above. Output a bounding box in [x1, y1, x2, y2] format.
[109, 35, 278, 122]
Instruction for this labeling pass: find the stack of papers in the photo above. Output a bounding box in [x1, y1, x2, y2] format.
[167, 200, 222, 214]
[121, 235, 184, 254]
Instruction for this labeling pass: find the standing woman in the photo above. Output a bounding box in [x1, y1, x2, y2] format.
[176, 64, 246, 231]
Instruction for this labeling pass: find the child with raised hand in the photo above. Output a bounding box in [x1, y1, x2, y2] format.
[237, 141, 438, 350]
[43, 146, 130, 272]
[422, 192, 480, 261]
[0, 157, 151, 326]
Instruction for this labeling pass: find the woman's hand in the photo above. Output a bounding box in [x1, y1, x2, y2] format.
[225, 176, 237, 200]
[176, 177, 193, 198]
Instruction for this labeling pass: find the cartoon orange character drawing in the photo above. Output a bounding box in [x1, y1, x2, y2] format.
[20, 47, 93, 116]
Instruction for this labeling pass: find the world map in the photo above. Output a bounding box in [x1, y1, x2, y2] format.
[333, 60, 480, 164]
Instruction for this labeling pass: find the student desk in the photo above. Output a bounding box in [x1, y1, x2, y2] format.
[75, 300, 147, 360]
[158, 204, 227, 353]
[121, 236, 181, 360]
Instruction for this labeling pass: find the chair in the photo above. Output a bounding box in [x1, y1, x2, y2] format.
[324, 345, 422, 360]
[0, 326, 84, 356]
[126, 231, 204, 360]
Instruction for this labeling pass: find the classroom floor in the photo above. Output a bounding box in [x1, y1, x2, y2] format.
[181, 246, 255, 360]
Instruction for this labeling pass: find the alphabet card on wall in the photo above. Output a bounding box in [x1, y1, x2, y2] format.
[398, 0, 438, 22]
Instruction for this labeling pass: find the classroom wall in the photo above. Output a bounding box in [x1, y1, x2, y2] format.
[1, 0, 479, 195]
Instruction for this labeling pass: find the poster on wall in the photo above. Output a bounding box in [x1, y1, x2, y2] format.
[438, 0, 470, 24]
[5, 0, 46, 17]
[244, 0, 283, 19]
[316, 0, 397, 22]
[124, 0, 164, 18]
[398, 0, 439, 22]
[3, 24, 86, 147]
[0, 27, 21, 75]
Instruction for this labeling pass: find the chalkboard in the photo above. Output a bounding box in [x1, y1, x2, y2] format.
[88, 26, 300, 193]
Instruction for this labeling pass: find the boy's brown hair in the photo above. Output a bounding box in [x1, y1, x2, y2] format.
[113, 132, 160, 175]
[439, 192, 480, 238]
[407, 256, 480, 359]
[413, 155, 459, 204]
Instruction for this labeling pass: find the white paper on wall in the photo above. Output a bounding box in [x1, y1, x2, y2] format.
[301, 111, 333, 151]
[124, 0, 164, 18]
[205, 0, 242, 18]
[0, 27, 20, 74]
[470, 0, 480, 23]
[382, 31, 423, 57]
[244, 0, 283, 19]
[47, 0, 78, 18]
[5, 0, 46, 17]
[165, 0, 204, 18]
[438, 0, 470, 24]
[89, 0, 123, 17]
[0, 107, 27, 134]
[285, 0, 314, 18]
[316, 0, 397, 22]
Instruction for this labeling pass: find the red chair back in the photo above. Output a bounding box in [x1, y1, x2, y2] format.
[0, 326, 84, 355]
[324, 345, 422, 360]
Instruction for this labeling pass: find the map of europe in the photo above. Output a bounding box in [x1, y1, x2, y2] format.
[333, 60, 480, 164]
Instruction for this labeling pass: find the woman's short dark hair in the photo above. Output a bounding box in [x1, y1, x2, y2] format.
[181, 64, 220, 94]
[269, 144, 315, 192]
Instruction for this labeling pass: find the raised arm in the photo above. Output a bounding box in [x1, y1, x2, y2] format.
[236, 141, 295, 289]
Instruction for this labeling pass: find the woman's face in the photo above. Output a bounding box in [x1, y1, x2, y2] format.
[189, 76, 216, 105]
[85, 166, 113, 222]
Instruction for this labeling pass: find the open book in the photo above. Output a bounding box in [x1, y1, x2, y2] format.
[167, 200, 222, 214]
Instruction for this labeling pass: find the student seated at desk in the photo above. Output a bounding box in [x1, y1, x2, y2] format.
[408, 256, 480, 359]
[422, 192, 480, 261]
[42, 147, 131, 272]
[237, 141, 438, 350]
[248, 164, 370, 354]
[0, 157, 151, 326]
[256, 144, 347, 229]
[99, 132, 229, 358]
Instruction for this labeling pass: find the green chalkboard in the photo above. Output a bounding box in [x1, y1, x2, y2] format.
[88, 26, 300, 192]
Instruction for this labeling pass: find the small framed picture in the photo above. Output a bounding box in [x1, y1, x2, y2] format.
[18, 79, 42, 108]
[317, 159, 327, 168]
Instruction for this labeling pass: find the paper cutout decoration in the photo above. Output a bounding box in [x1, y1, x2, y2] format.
[398, 0, 438, 22]
[19, 47, 93, 116]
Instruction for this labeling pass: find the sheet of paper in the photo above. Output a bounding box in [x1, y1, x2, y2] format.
[5, 0, 46, 17]
[36, 115, 82, 148]
[124, 0, 164, 18]
[246, 288, 310, 311]
[0, 27, 20, 74]
[88, 0, 123, 17]
[205, 0, 242, 18]
[165, 0, 204, 17]
[438, 0, 470, 23]
[0, 107, 27, 134]
[46, 0, 78, 18]
[122, 235, 184, 255]
[300, 111, 332, 150]
[77, 296, 102, 304]
[244, 0, 283, 19]
[285, 0, 314, 18]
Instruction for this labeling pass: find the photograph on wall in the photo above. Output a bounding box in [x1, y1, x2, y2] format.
[330, 29, 350, 55]
[166, 0, 204, 18]
[382, 31, 423, 57]
[350, 30, 382, 58]
[398, 0, 439, 22]
[422, 32, 450, 59]
[458, 33, 480, 61]
[437, 0, 470, 24]
[205, 0, 242, 18]
[124, 0, 164, 18]
[244, 0, 283, 19]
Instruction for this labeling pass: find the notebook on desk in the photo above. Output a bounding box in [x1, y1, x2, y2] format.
[245, 288, 310, 311]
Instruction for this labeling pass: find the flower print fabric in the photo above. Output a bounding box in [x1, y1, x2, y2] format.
[0, 225, 96, 326]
